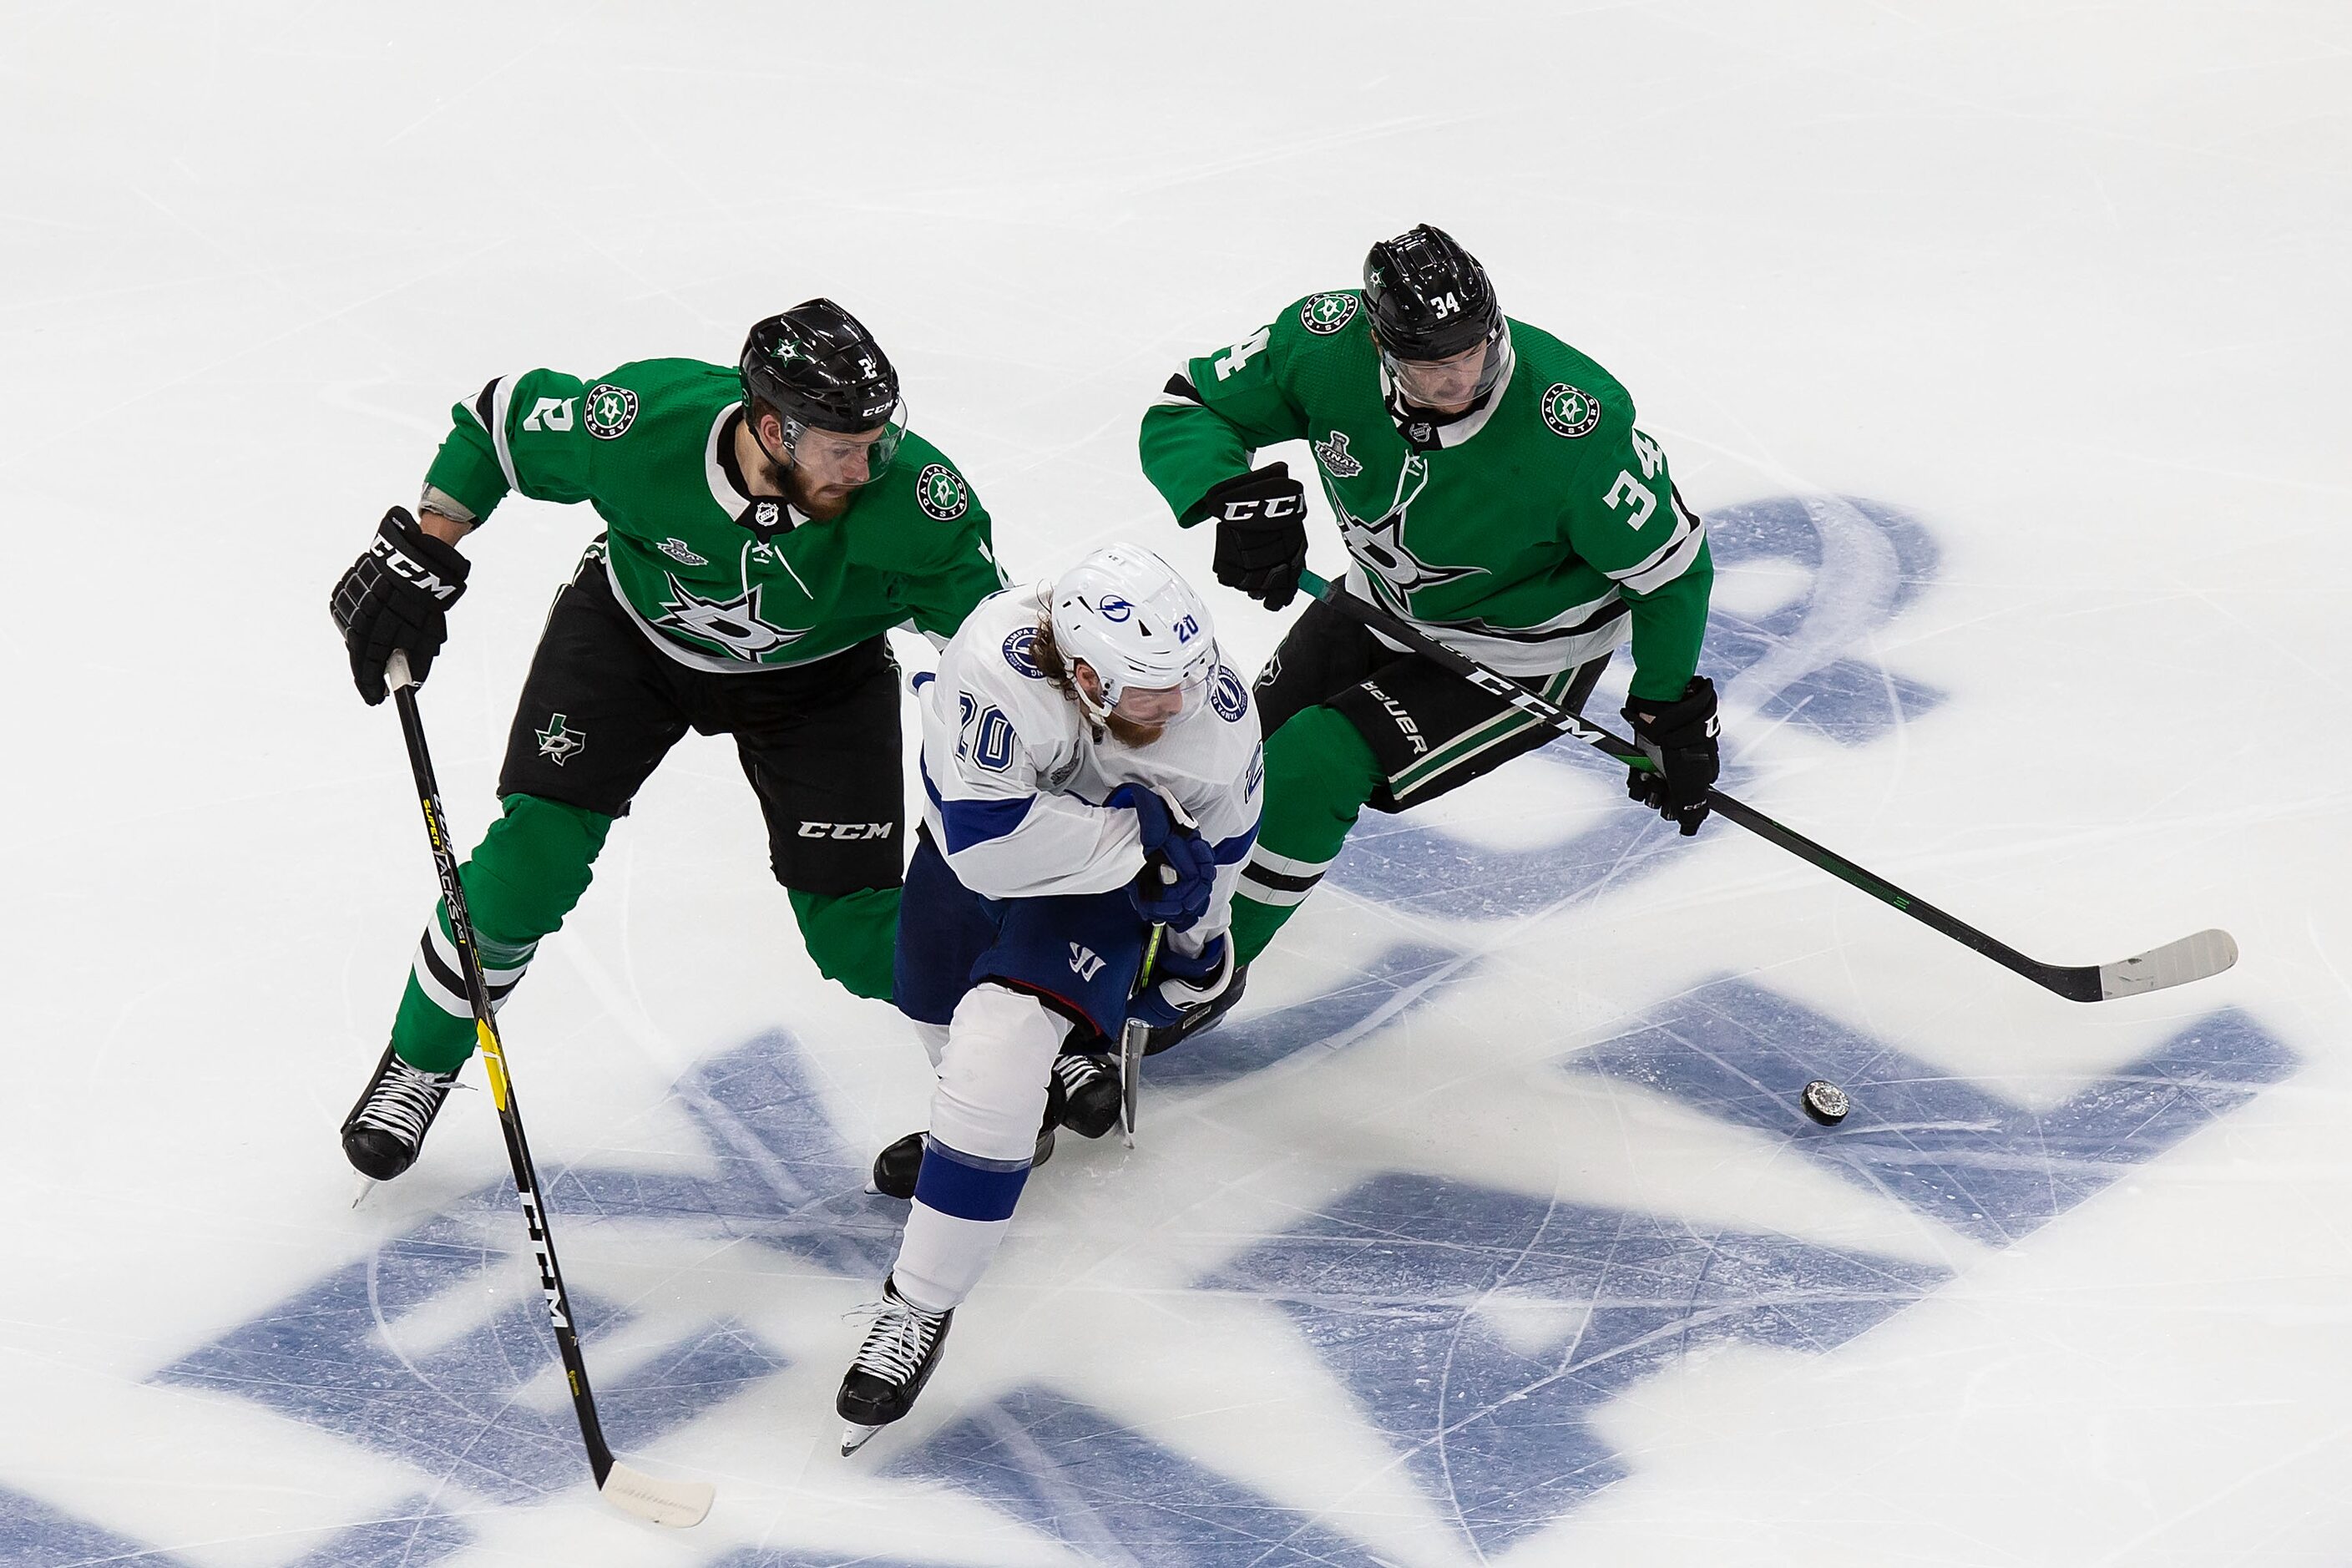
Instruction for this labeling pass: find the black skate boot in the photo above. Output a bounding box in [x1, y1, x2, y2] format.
[838, 1276, 954, 1454]
[341, 1042, 460, 1181]
[867, 1065, 1067, 1200]
[1053, 1050, 1122, 1139]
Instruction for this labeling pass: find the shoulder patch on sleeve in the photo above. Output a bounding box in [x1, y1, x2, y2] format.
[916, 462, 970, 521]
[1001, 625, 1044, 679]
[1540, 382, 1604, 439]
[584, 382, 638, 439]
[1210, 664, 1250, 722]
[1298, 291, 1360, 336]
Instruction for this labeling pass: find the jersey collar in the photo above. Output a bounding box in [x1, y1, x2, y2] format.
[706, 404, 809, 534]
[1379, 325, 1517, 452]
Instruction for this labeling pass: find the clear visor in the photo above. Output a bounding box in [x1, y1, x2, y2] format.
[1382, 326, 1505, 412]
[787, 400, 907, 490]
[1107, 667, 1211, 727]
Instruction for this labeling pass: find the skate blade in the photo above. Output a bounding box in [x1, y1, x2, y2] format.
[840, 1422, 883, 1456]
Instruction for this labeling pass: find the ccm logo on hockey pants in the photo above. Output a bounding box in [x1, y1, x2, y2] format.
[798, 821, 894, 840]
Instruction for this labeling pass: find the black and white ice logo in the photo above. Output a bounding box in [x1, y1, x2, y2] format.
[652, 574, 807, 662]
[534, 713, 585, 766]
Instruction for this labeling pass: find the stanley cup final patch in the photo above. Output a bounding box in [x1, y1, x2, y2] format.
[1540, 382, 1602, 439]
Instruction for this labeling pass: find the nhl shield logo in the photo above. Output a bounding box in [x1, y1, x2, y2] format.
[916, 463, 969, 521]
[1299, 291, 1360, 336]
[584, 382, 638, 440]
[1540, 382, 1602, 439]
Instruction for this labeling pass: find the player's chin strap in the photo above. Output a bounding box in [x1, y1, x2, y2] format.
[1293, 570, 2237, 1004]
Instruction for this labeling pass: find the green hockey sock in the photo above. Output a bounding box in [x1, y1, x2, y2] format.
[387, 793, 614, 1074]
[1231, 706, 1383, 965]
[790, 884, 901, 1002]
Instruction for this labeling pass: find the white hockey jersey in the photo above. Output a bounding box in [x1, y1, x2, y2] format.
[916, 584, 1264, 950]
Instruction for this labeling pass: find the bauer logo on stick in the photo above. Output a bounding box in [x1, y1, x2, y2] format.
[1540, 382, 1602, 439]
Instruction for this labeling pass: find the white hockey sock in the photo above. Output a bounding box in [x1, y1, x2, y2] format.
[890, 984, 1069, 1314]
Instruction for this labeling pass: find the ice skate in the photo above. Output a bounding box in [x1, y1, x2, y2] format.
[837, 1277, 953, 1454]
[340, 1042, 460, 1182]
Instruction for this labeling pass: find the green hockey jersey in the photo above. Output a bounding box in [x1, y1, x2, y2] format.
[421, 357, 1005, 672]
[1139, 291, 1709, 701]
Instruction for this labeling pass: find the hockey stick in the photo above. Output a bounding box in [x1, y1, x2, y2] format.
[1119, 919, 1165, 1150]
[382, 651, 714, 1528]
[1120, 793, 1201, 1146]
[1294, 570, 2237, 1003]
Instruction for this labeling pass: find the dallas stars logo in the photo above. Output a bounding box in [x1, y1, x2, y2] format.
[584, 382, 638, 440]
[652, 574, 805, 662]
[534, 713, 585, 766]
[1298, 291, 1359, 336]
[1540, 382, 1601, 439]
[915, 463, 969, 522]
[1339, 507, 1485, 604]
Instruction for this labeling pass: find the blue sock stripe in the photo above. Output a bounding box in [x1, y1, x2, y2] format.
[913, 1136, 1033, 1222]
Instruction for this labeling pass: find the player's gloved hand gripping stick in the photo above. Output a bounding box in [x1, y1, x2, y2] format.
[1109, 787, 1208, 1145]
[1296, 569, 2238, 1003]
[380, 650, 715, 1527]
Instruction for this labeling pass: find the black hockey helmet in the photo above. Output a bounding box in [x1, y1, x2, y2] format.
[740, 299, 907, 477]
[1362, 225, 1501, 360]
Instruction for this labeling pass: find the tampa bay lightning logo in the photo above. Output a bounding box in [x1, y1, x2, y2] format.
[1097, 594, 1134, 622]
[1000, 625, 1044, 679]
[1209, 664, 1248, 722]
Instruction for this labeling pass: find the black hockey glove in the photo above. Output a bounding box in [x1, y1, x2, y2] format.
[1199, 462, 1309, 610]
[1623, 675, 1720, 836]
[330, 508, 469, 706]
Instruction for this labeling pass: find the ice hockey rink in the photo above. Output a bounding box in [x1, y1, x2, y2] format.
[4, 2, 2348, 1563]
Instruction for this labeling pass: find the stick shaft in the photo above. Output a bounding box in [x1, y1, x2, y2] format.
[383, 659, 619, 1482]
[1296, 570, 2107, 1001]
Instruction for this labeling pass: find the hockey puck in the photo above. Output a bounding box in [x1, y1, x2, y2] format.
[1800, 1080, 1849, 1125]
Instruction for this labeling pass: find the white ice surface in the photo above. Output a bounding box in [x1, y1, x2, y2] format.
[1, 4, 2348, 1565]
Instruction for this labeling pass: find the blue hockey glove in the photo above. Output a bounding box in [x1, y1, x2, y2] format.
[1126, 935, 1232, 1033]
[1108, 785, 1215, 929]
